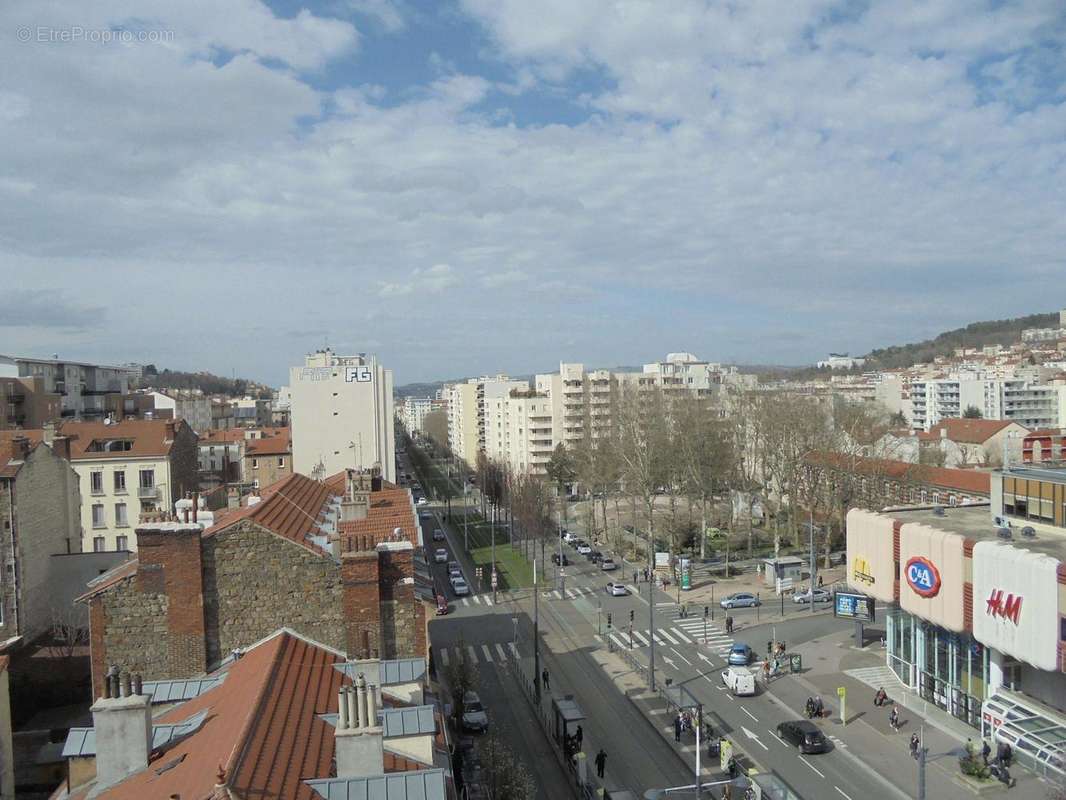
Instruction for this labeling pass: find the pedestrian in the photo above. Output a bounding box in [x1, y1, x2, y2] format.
[982, 739, 991, 765]
[595, 748, 607, 779]
[726, 615, 734, 634]
[634, 570, 639, 585]
[542, 668, 550, 691]
[767, 640, 774, 657]
[874, 687, 887, 707]
[575, 725, 583, 749]
[643, 567, 649, 582]
[889, 705, 900, 732]
[674, 714, 683, 742]
[909, 732, 920, 759]
[818, 575, 824, 588]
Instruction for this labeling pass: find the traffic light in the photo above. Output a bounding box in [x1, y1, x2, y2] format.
[607, 613, 612, 628]
[629, 609, 635, 623]
[704, 605, 709, 618]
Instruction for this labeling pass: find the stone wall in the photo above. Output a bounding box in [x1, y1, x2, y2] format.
[97, 576, 170, 693]
[202, 520, 344, 667]
[0, 480, 14, 642]
[169, 422, 200, 506]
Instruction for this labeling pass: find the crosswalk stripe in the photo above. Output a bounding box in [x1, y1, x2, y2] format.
[566, 589, 578, 599]
[481, 644, 493, 662]
[472, 595, 482, 605]
[462, 598, 470, 606]
[552, 590, 562, 600]
[439, 648, 450, 667]
[657, 629, 678, 645]
[483, 595, 493, 606]
[509, 642, 519, 658]
[610, 633, 630, 650]
[651, 632, 667, 646]
[467, 646, 479, 664]
[495, 644, 508, 661]
[626, 585, 640, 594]
[632, 630, 650, 646]
[670, 628, 692, 644]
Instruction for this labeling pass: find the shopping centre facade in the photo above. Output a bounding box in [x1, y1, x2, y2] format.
[846, 465, 1066, 779]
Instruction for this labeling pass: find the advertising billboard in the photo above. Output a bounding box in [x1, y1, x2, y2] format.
[899, 522, 966, 632]
[845, 509, 897, 603]
[834, 591, 875, 622]
[972, 541, 1061, 671]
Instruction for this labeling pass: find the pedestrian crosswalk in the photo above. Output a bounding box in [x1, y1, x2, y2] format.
[436, 641, 520, 667]
[605, 615, 735, 657]
[458, 594, 494, 607]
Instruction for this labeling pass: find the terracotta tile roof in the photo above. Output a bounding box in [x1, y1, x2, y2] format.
[807, 452, 991, 496]
[245, 433, 292, 456]
[0, 431, 45, 478]
[199, 429, 246, 444]
[87, 630, 346, 800]
[323, 470, 347, 494]
[58, 419, 191, 460]
[337, 486, 418, 550]
[205, 473, 340, 556]
[926, 418, 1023, 444]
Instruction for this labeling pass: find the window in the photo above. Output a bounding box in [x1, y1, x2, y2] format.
[113, 470, 126, 493]
[115, 502, 128, 527]
[141, 501, 157, 513]
[253, 479, 260, 489]
[277, 457, 284, 467]
[92, 504, 105, 528]
[139, 469, 154, 488]
[252, 458, 259, 469]
[116, 535, 128, 551]
[93, 536, 106, 552]
[90, 471, 104, 495]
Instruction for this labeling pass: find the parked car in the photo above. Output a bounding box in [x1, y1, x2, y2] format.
[563, 531, 578, 544]
[605, 582, 629, 597]
[587, 550, 603, 562]
[601, 558, 617, 571]
[793, 588, 832, 604]
[432, 528, 446, 542]
[720, 592, 760, 609]
[721, 666, 757, 696]
[416, 497, 428, 506]
[576, 543, 592, 555]
[448, 565, 463, 580]
[727, 642, 754, 666]
[776, 720, 830, 754]
[419, 509, 432, 519]
[551, 553, 570, 566]
[447, 560, 460, 573]
[434, 548, 448, 563]
[451, 577, 470, 596]
[435, 594, 449, 615]
[462, 691, 489, 733]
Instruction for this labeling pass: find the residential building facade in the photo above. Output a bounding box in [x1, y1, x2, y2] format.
[244, 427, 292, 489]
[62, 419, 199, 553]
[147, 390, 212, 433]
[290, 349, 396, 483]
[0, 355, 130, 420]
[0, 376, 60, 431]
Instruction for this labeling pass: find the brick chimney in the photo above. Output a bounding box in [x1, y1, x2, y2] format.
[43, 421, 56, 445]
[90, 668, 152, 791]
[51, 435, 71, 461]
[334, 673, 384, 777]
[135, 521, 207, 677]
[10, 436, 30, 459]
[342, 549, 380, 660]
[341, 469, 371, 522]
[164, 420, 176, 440]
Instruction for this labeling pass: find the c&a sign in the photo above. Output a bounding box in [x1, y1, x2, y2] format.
[985, 589, 1022, 625]
[905, 556, 941, 598]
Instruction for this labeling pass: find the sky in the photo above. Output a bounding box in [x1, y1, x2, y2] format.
[1, 1, 1064, 387]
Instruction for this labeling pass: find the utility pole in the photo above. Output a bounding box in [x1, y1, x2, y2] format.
[695, 703, 703, 796]
[648, 534, 656, 691]
[916, 726, 928, 800]
[534, 558, 541, 704]
[809, 507, 817, 615]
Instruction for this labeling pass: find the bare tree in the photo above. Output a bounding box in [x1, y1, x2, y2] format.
[672, 395, 734, 560]
[616, 385, 672, 561]
[45, 604, 89, 659]
[444, 632, 478, 726]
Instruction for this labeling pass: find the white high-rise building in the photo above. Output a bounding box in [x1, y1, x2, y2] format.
[290, 349, 395, 482]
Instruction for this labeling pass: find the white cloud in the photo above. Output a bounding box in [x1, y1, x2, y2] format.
[379, 264, 458, 296]
[348, 0, 406, 33]
[481, 269, 528, 288]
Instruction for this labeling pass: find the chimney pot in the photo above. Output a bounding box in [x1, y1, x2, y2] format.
[356, 674, 368, 729]
[366, 683, 378, 727]
[132, 674, 143, 696]
[346, 684, 357, 731]
[120, 671, 132, 698]
[338, 686, 350, 730]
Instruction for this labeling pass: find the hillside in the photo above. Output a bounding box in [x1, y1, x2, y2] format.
[862, 311, 1058, 369]
[134, 365, 273, 398]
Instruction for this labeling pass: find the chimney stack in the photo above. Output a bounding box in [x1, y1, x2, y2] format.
[43, 421, 56, 445]
[51, 435, 71, 461]
[334, 673, 383, 778]
[90, 668, 152, 791]
[165, 420, 176, 440]
[227, 486, 240, 509]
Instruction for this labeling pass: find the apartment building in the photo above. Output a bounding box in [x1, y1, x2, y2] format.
[0, 355, 129, 420]
[399, 395, 447, 435]
[534, 363, 616, 450]
[147, 389, 212, 433]
[480, 377, 530, 463]
[244, 427, 292, 489]
[62, 419, 199, 552]
[0, 376, 60, 430]
[505, 390, 555, 475]
[445, 381, 479, 466]
[290, 349, 396, 483]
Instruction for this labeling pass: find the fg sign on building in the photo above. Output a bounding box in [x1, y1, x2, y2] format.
[972, 541, 1061, 671]
[905, 557, 941, 598]
[344, 366, 372, 383]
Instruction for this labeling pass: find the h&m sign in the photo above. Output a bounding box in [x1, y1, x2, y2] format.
[985, 589, 1022, 625]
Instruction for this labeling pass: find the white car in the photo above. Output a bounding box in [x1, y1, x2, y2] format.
[451, 577, 470, 596]
[416, 497, 429, 506]
[605, 582, 628, 597]
[721, 666, 757, 696]
[563, 531, 577, 544]
[576, 543, 592, 555]
[793, 588, 832, 604]
[434, 548, 448, 563]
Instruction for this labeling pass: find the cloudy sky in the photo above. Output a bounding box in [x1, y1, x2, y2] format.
[1, 1, 1064, 386]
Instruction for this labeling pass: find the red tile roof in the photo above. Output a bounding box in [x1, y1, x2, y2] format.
[0, 431, 45, 478]
[336, 485, 418, 550]
[58, 419, 190, 460]
[926, 418, 1023, 444]
[807, 452, 991, 496]
[245, 434, 291, 456]
[85, 630, 346, 800]
[199, 429, 246, 444]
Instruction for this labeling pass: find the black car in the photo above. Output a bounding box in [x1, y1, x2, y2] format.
[551, 553, 570, 566]
[776, 720, 830, 754]
[587, 550, 603, 563]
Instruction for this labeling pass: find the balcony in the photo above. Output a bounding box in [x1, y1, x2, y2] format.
[138, 485, 159, 500]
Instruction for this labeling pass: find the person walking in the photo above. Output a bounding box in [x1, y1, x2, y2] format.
[674, 713, 683, 742]
[595, 748, 607, 779]
[542, 668, 550, 691]
[634, 570, 639, 585]
[982, 739, 992, 766]
[910, 732, 920, 760]
[643, 567, 649, 582]
[725, 615, 734, 635]
[575, 725, 583, 750]
[889, 704, 900, 732]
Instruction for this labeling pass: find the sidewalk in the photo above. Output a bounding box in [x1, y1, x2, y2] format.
[777, 629, 1053, 799]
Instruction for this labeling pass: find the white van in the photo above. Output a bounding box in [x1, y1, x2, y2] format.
[721, 666, 756, 696]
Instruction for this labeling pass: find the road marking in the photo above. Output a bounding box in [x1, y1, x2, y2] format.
[472, 595, 482, 605]
[610, 633, 630, 650]
[467, 646, 479, 664]
[439, 648, 450, 667]
[626, 584, 640, 595]
[670, 647, 693, 665]
[462, 598, 470, 607]
[742, 726, 769, 751]
[657, 629, 678, 645]
[799, 756, 825, 778]
[834, 788, 854, 800]
[495, 643, 508, 661]
[566, 589, 579, 599]
[741, 707, 758, 722]
[509, 642, 519, 658]
[552, 590, 563, 600]
[670, 628, 693, 644]
[770, 731, 786, 746]
[651, 632, 668, 646]
[481, 644, 493, 662]
[631, 630, 650, 646]
[483, 595, 493, 606]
